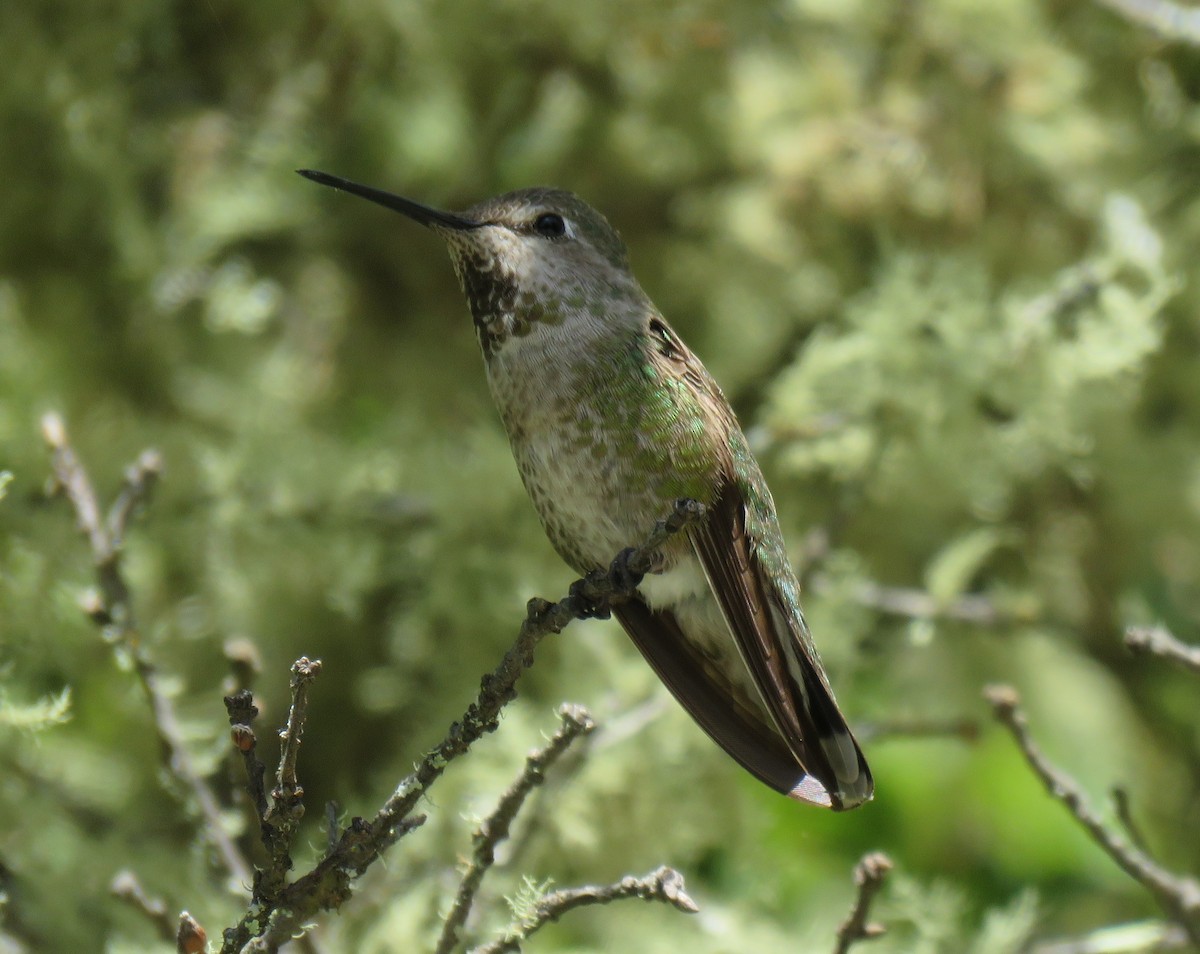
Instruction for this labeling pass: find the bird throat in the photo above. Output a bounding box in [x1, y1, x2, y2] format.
[445, 244, 521, 358]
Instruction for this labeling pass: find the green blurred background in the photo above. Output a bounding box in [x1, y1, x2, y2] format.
[1, 0, 1199, 950]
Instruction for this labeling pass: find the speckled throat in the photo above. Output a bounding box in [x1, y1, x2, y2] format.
[443, 236, 521, 357]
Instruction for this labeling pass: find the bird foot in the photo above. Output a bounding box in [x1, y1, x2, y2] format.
[569, 574, 612, 619]
[610, 547, 645, 592]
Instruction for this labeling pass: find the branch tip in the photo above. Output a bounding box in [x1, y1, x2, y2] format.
[292, 656, 323, 681]
[556, 702, 595, 733]
[834, 852, 893, 954]
[983, 683, 1020, 712]
[40, 411, 66, 449]
[656, 865, 700, 913]
[1125, 625, 1200, 675]
[111, 870, 174, 942]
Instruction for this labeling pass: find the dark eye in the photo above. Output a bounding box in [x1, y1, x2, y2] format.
[532, 212, 567, 238]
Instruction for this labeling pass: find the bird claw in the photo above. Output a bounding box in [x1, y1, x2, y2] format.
[610, 547, 645, 592]
[569, 576, 612, 619]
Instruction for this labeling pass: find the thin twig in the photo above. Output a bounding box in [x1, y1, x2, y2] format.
[1094, 0, 1200, 45]
[437, 704, 595, 954]
[1125, 625, 1200, 676]
[225, 691, 270, 823]
[470, 866, 699, 954]
[277, 658, 321, 798]
[833, 852, 893, 954]
[259, 658, 322, 904]
[111, 870, 175, 942]
[220, 660, 324, 953]
[109, 451, 164, 551]
[219, 499, 705, 952]
[809, 574, 1025, 626]
[588, 696, 670, 752]
[1111, 786, 1149, 856]
[492, 700, 631, 874]
[984, 685, 1200, 945]
[857, 717, 979, 745]
[42, 413, 250, 888]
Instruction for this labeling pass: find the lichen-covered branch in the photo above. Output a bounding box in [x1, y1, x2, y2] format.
[437, 704, 595, 954]
[833, 852, 893, 954]
[1125, 625, 1200, 676]
[42, 413, 251, 887]
[470, 866, 699, 954]
[984, 685, 1200, 945]
[809, 574, 1025, 627]
[223, 656, 323, 939]
[220, 499, 704, 952]
[263, 657, 321, 896]
[276, 658, 321, 800]
[369, 497, 702, 839]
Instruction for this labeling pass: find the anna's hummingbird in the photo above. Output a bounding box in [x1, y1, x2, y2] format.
[299, 169, 872, 811]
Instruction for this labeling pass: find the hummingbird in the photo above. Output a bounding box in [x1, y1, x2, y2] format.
[298, 169, 872, 810]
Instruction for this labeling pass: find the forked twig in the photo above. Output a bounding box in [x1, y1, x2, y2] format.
[470, 866, 698, 954]
[985, 685, 1200, 945]
[437, 704, 595, 954]
[833, 852, 893, 954]
[42, 414, 250, 887]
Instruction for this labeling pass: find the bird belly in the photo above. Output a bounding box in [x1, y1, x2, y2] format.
[497, 376, 773, 736]
[510, 426, 681, 573]
[486, 325, 720, 574]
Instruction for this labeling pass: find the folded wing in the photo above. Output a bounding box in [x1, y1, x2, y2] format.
[689, 480, 872, 810]
[614, 479, 872, 810]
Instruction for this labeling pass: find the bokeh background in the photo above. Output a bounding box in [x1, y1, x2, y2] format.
[2, 0, 1199, 950]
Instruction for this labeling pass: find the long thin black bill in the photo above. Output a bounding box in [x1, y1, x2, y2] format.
[297, 169, 479, 231]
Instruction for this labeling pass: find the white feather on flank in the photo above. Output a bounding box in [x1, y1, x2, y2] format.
[638, 557, 710, 607]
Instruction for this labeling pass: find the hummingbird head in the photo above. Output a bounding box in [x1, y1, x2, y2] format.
[298, 170, 647, 357]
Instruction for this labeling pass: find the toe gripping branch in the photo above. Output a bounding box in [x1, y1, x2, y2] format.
[565, 499, 704, 620]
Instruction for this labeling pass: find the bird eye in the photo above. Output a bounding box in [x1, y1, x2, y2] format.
[532, 212, 567, 238]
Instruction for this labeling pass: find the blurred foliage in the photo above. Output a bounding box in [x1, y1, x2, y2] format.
[1, 0, 1199, 950]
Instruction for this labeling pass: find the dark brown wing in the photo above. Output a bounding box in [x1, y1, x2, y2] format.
[623, 311, 869, 807]
[689, 481, 873, 811]
[613, 598, 834, 806]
